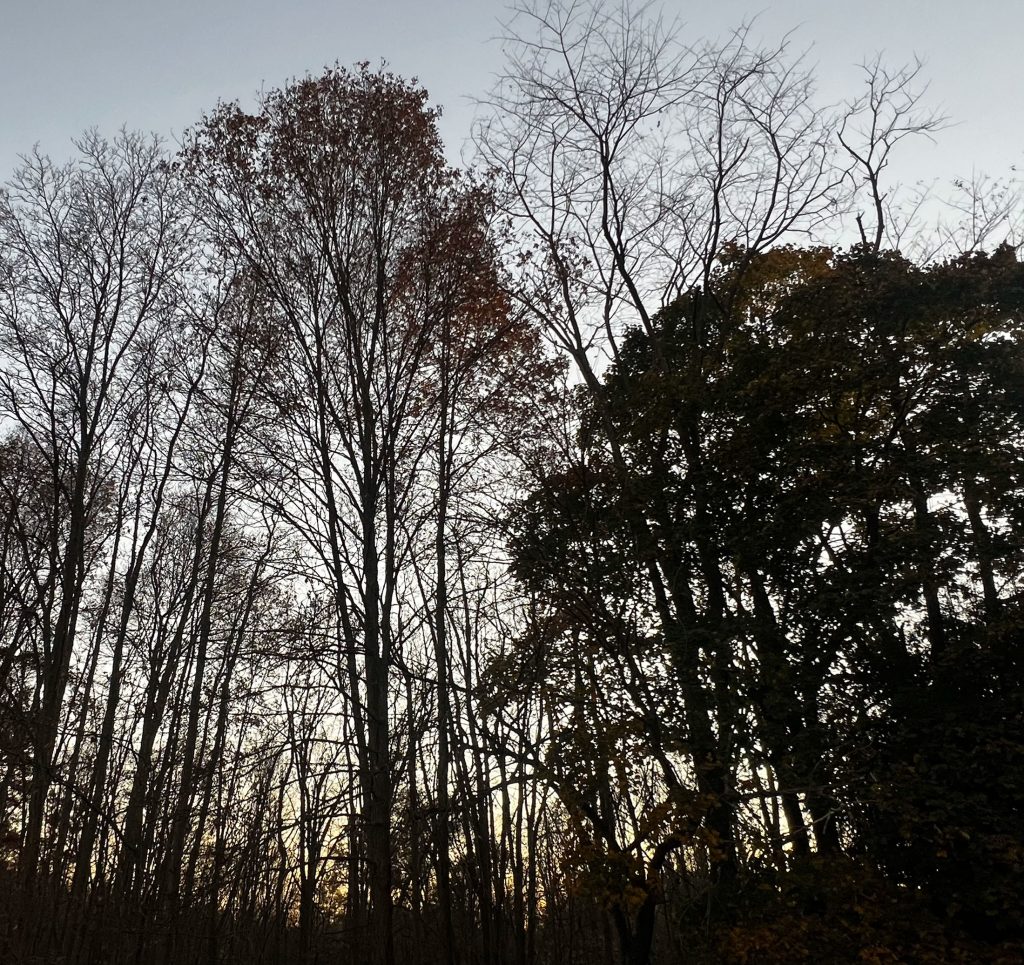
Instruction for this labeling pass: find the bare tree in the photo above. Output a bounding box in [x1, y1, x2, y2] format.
[838, 55, 948, 252]
[0, 131, 194, 895]
[477, 0, 842, 375]
[182, 66, 500, 965]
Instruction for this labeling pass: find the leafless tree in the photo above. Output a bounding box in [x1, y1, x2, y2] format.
[0, 131, 194, 895]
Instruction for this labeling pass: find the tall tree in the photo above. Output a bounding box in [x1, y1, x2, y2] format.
[0, 131, 193, 892]
[182, 65, 531, 964]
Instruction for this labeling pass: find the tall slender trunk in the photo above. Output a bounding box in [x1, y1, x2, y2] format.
[75, 374, 199, 895]
[118, 481, 213, 897]
[360, 362, 393, 965]
[22, 451, 91, 883]
[433, 354, 455, 965]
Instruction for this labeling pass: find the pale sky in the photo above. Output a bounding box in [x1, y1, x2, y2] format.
[1, 0, 1021, 187]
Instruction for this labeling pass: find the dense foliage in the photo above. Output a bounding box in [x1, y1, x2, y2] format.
[504, 245, 1024, 961]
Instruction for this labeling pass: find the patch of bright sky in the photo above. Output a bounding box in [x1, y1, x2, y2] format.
[1, 1, 1019, 189]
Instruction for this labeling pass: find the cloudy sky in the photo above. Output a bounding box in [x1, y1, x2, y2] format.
[1, 0, 1020, 186]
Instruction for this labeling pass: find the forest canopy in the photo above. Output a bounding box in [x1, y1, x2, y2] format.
[0, 3, 1021, 964]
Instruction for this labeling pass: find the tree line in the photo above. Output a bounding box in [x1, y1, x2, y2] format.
[0, 3, 1021, 963]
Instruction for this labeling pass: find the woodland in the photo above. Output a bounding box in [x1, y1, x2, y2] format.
[0, 2, 1022, 963]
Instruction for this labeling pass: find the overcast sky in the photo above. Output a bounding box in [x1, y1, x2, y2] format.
[1, 0, 1021, 186]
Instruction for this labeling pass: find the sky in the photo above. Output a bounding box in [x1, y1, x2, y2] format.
[1, 0, 1021, 187]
